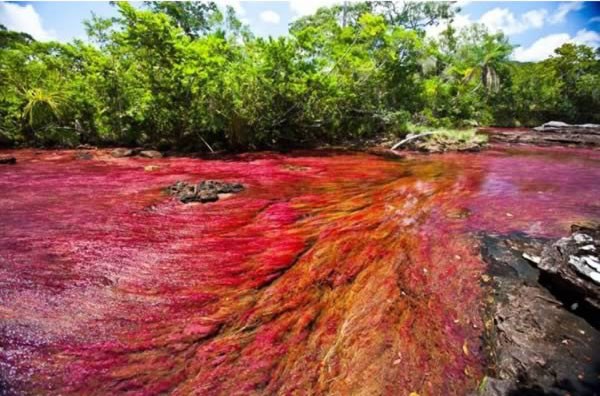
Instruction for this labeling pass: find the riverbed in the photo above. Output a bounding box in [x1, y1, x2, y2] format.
[1, 146, 599, 395]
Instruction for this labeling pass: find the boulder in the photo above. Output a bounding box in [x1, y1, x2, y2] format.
[111, 148, 134, 158]
[168, 180, 244, 204]
[484, 122, 600, 147]
[533, 121, 600, 134]
[139, 150, 163, 159]
[480, 232, 600, 395]
[197, 180, 244, 194]
[0, 156, 16, 164]
[533, 121, 570, 131]
[537, 222, 600, 309]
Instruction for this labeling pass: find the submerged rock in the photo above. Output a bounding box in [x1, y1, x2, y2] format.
[75, 152, 93, 160]
[0, 156, 16, 164]
[144, 165, 160, 172]
[168, 180, 244, 203]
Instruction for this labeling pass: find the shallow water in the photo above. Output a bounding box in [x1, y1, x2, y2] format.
[1, 146, 599, 395]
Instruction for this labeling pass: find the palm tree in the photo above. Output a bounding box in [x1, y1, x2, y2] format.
[22, 87, 65, 127]
[460, 30, 513, 93]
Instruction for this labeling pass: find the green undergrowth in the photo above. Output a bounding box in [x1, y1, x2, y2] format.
[397, 124, 488, 153]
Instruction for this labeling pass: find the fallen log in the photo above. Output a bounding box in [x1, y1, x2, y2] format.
[390, 132, 436, 150]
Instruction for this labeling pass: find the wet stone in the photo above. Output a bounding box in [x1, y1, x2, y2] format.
[0, 156, 16, 164]
[480, 231, 600, 395]
[538, 223, 600, 308]
[111, 148, 134, 158]
[168, 180, 244, 204]
[75, 152, 93, 160]
[139, 150, 162, 159]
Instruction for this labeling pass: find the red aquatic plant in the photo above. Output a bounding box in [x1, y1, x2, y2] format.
[1, 146, 599, 395]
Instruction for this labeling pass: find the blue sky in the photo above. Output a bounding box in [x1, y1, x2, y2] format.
[1, 1, 598, 61]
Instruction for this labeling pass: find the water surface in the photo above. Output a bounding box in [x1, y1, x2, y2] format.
[1, 146, 599, 395]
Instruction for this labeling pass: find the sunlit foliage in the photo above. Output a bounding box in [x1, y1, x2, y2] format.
[0, 2, 598, 149]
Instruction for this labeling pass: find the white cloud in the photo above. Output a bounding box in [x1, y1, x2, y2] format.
[259, 10, 281, 25]
[522, 9, 547, 29]
[589, 16, 600, 23]
[549, 2, 583, 24]
[572, 28, 600, 46]
[427, 2, 588, 39]
[512, 33, 570, 62]
[425, 13, 474, 38]
[0, 2, 55, 41]
[454, 1, 472, 8]
[289, 0, 339, 17]
[219, 0, 245, 16]
[479, 7, 547, 35]
[512, 29, 600, 62]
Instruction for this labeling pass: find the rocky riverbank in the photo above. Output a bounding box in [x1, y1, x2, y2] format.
[479, 223, 600, 395]
[481, 122, 600, 148]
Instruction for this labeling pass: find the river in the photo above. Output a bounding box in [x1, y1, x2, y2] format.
[1, 146, 599, 395]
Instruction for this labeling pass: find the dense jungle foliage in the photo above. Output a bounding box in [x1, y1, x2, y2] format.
[1, 2, 599, 150]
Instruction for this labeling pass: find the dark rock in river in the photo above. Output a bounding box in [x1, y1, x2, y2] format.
[483, 122, 600, 147]
[536, 223, 600, 310]
[139, 150, 163, 159]
[533, 120, 571, 130]
[168, 180, 244, 203]
[75, 152, 93, 160]
[197, 180, 244, 194]
[534, 121, 600, 132]
[0, 156, 16, 164]
[111, 148, 134, 158]
[480, 231, 600, 396]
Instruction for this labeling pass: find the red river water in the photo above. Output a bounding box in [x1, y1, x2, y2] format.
[1, 146, 599, 395]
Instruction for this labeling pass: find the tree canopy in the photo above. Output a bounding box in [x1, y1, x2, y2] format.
[0, 2, 598, 150]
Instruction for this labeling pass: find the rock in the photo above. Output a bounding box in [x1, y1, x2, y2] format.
[533, 121, 571, 131]
[111, 148, 134, 158]
[537, 223, 600, 309]
[197, 190, 219, 203]
[144, 165, 160, 172]
[476, 377, 513, 396]
[168, 180, 244, 204]
[75, 152, 93, 160]
[0, 156, 16, 164]
[533, 121, 600, 135]
[522, 252, 541, 264]
[483, 123, 600, 147]
[76, 144, 97, 150]
[139, 150, 162, 159]
[197, 180, 244, 194]
[480, 232, 600, 395]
